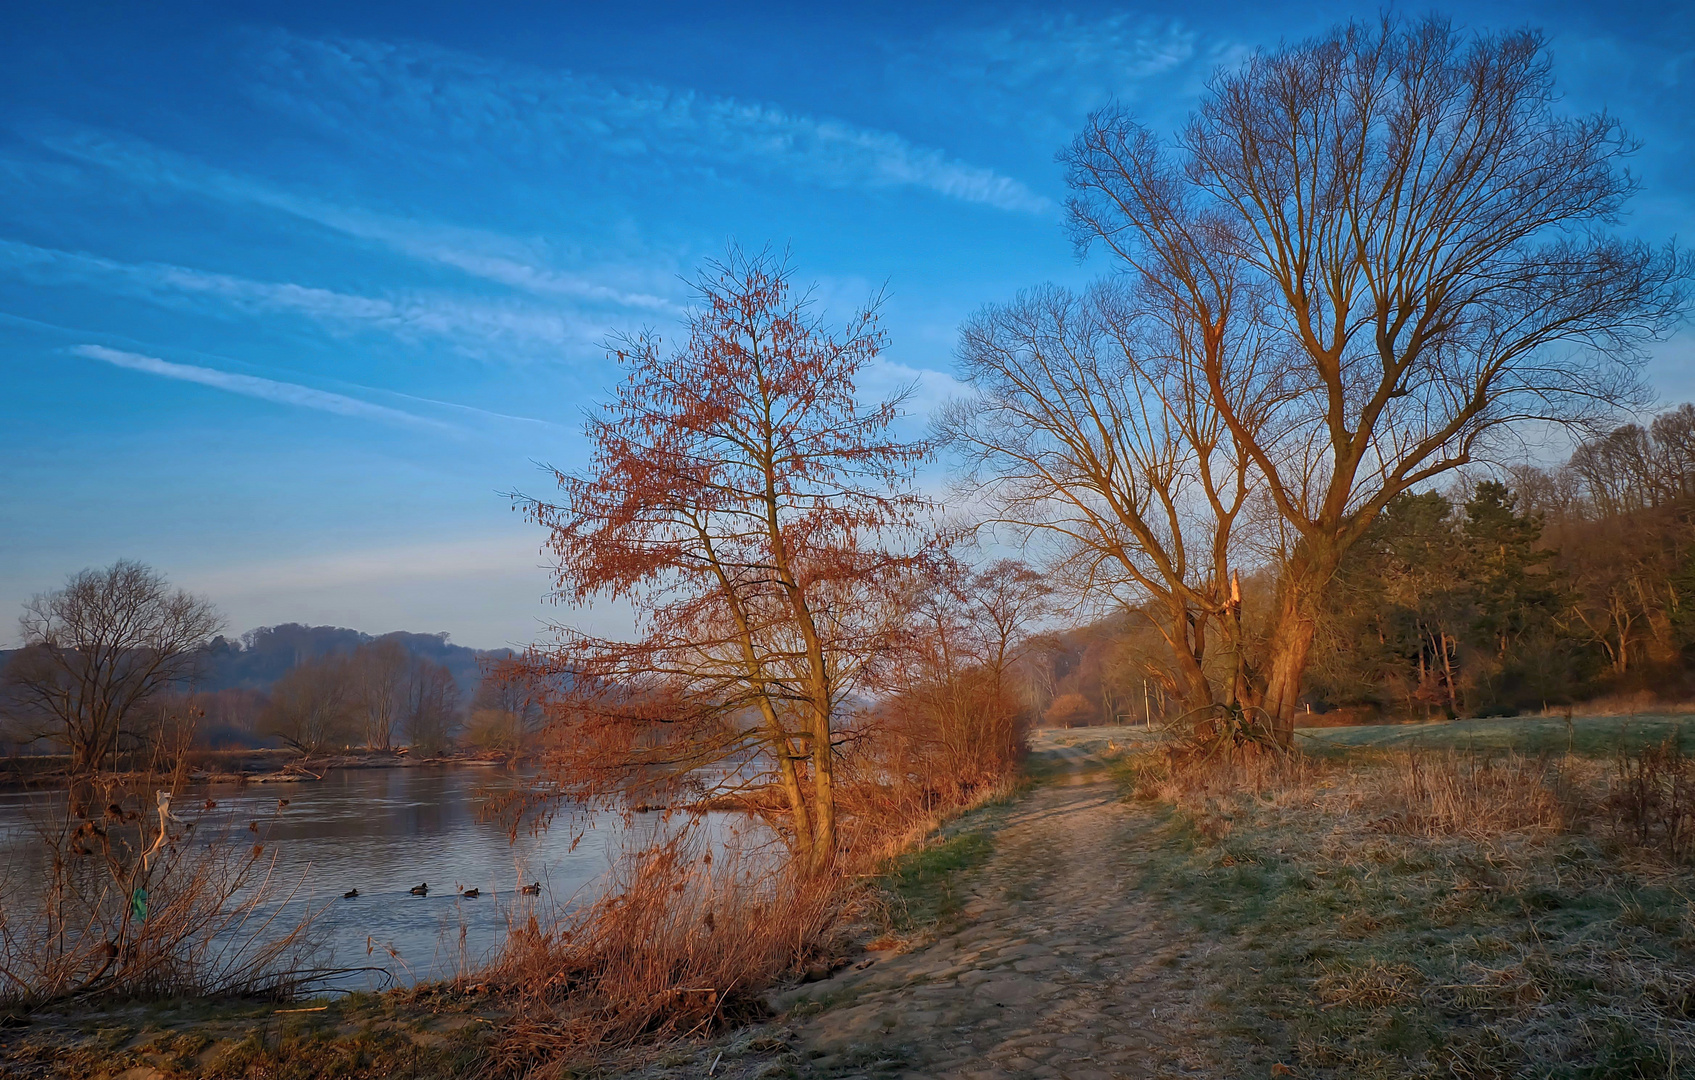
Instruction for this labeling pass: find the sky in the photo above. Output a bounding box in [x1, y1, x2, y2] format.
[1, 0, 1691, 650]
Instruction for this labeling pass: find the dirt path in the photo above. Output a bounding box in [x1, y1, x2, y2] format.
[776, 731, 1206, 1079]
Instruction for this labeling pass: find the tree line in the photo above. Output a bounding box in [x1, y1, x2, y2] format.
[0, 566, 541, 765]
[1258, 402, 1695, 722]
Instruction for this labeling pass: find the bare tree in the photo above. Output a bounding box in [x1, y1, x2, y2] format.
[4, 561, 222, 772]
[516, 247, 935, 875]
[945, 276, 1263, 716]
[878, 558, 1052, 795]
[468, 661, 544, 754]
[403, 659, 462, 754]
[258, 655, 357, 755]
[351, 637, 408, 750]
[1062, 16, 1690, 740]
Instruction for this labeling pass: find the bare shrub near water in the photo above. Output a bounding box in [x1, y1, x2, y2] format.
[0, 776, 321, 1008]
[481, 831, 839, 1074]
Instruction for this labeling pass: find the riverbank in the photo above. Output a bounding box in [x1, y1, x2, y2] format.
[0, 755, 1025, 1078]
[14, 720, 1693, 1078]
[0, 736, 1108, 1079]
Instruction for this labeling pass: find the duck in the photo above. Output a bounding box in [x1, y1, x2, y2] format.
[462, 888, 479, 899]
[519, 881, 541, 896]
[409, 883, 429, 896]
[343, 889, 358, 899]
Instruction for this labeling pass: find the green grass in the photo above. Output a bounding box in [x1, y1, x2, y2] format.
[1131, 765, 1695, 1079]
[877, 829, 996, 934]
[1298, 713, 1695, 757]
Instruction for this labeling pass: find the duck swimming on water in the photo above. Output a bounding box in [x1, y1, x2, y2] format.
[519, 882, 541, 896]
[462, 888, 479, 898]
[343, 889, 358, 899]
[409, 883, 429, 896]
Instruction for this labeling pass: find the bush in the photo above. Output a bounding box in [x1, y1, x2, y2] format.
[482, 832, 840, 1072]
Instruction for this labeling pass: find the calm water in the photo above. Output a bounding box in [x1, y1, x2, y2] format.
[0, 767, 763, 988]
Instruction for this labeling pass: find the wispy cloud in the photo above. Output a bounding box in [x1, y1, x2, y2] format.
[72, 344, 452, 430]
[32, 127, 683, 312]
[890, 15, 1217, 143]
[861, 357, 970, 421]
[243, 33, 1051, 215]
[0, 238, 606, 358]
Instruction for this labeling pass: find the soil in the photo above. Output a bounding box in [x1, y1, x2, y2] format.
[664, 731, 1214, 1080]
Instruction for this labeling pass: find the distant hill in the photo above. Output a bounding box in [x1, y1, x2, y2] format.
[197, 624, 511, 697]
[1, 623, 513, 700]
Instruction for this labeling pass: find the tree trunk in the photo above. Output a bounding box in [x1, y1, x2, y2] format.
[808, 701, 836, 875]
[1259, 544, 1338, 745]
[1160, 596, 1214, 724]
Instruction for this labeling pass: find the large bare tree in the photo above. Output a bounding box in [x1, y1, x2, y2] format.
[1062, 16, 1690, 740]
[945, 275, 1265, 716]
[4, 560, 222, 771]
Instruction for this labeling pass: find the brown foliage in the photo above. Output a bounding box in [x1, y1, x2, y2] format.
[1606, 736, 1695, 861]
[513, 246, 940, 874]
[1042, 693, 1095, 729]
[862, 560, 1045, 812]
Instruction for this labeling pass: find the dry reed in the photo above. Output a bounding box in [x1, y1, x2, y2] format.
[1373, 750, 1565, 838]
[479, 829, 841, 1076]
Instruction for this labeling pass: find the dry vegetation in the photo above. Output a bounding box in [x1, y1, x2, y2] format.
[1121, 738, 1695, 1078]
[479, 835, 840, 1074]
[0, 768, 328, 1012]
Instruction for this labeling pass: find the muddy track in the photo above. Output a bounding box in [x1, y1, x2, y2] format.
[777, 732, 1207, 1079]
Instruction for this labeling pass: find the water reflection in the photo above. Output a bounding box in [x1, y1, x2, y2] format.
[0, 767, 765, 987]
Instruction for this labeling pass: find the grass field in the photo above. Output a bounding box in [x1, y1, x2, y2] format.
[1116, 726, 1695, 1078]
[1297, 713, 1695, 756]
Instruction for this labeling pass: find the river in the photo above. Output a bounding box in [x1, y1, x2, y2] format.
[0, 766, 763, 988]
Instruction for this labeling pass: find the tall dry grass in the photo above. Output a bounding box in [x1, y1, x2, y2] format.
[1373, 750, 1566, 838]
[1534, 691, 1695, 717]
[473, 696, 1025, 1074]
[1127, 726, 1695, 860]
[479, 831, 840, 1076]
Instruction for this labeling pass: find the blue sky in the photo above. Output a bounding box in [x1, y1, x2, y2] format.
[2, 0, 1691, 649]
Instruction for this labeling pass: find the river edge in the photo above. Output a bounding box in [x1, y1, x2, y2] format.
[0, 750, 520, 792]
[0, 761, 1033, 1080]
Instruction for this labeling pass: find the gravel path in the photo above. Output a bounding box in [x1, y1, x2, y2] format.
[776, 732, 1205, 1079]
